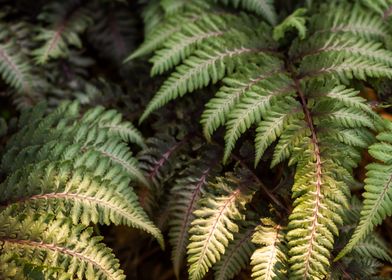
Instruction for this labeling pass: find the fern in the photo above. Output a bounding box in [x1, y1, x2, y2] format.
[134, 0, 392, 278]
[187, 175, 254, 280]
[0, 102, 163, 279]
[250, 218, 287, 280]
[33, 0, 93, 64]
[168, 153, 220, 278]
[0, 19, 35, 95]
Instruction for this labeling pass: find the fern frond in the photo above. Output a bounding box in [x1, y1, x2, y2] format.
[141, 37, 271, 123]
[337, 131, 392, 259]
[291, 35, 392, 66]
[0, 210, 125, 280]
[149, 14, 237, 76]
[309, 2, 389, 42]
[273, 8, 307, 41]
[254, 104, 303, 166]
[187, 176, 254, 280]
[214, 221, 256, 280]
[250, 218, 288, 280]
[169, 157, 219, 278]
[0, 102, 163, 248]
[33, 1, 93, 64]
[126, 12, 204, 61]
[201, 54, 284, 141]
[361, 0, 392, 18]
[0, 20, 35, 94]
[299, 55, 392, 81]
[215, 0, 277, 25]
[223, 73, 296, 162]
[287, 152, 349, 279]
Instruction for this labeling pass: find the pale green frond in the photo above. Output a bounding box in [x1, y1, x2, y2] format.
[0, 41, 33, 93]
[287, 149, 349, 279]
[126, 12, 200, 61]
[270, 120, 308, 168]
[141, 40, 264, 123]
[273, 8, 307, 41]
[187, 176, 254, 280]
[250, 218, 288, 280]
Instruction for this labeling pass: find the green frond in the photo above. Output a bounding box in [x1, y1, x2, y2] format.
[337, 131, 392, 260]
[273, 8, 307, 41]
[80, 106, 146, 148]
[126, 12, 200, 61]
[0, 210, 125, 280]
[213, 221, 256, 280]
[141, 37, 270, 123]
[250, 218, 288, 280]
[361, 0, 392, 18]
[0, 102, 163, 249]
[290, 34, 392, 66]
[149, 14, 236, 76]
[299, 55, 392, 81]
[201, 55, 284, 141]
[33, 1, 93, 64]
[0, 160, 161, 245]
[187, 176, 254, 280]
[215, 0, 277, 25]
[140, 0, 164, 37]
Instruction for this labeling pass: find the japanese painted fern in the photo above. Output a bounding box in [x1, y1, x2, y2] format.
[129, 0, 392, 279]
[0, 102, 162, 279]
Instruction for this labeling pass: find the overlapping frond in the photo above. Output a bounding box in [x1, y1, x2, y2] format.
[168, 155, 219, 278]
[187, 176, 254, 280]
[214, 221, 256, 280]
[250, 218, 287, 280]
[0, 210, 125, 280]
[0, 102, 164, 279]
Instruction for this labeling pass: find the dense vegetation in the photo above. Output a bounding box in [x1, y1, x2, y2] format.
[0, 0, 392, 279]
